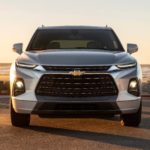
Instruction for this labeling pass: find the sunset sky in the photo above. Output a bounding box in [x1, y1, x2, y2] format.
[0, 0, 150, 64]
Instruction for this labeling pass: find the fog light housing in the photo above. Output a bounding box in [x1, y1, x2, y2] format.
[13, 78, 25, 96]
[128, 78, 140, 96]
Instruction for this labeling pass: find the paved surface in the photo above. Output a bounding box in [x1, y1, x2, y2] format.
[0, 96, 9, 108]
[0, 97, 149, 150]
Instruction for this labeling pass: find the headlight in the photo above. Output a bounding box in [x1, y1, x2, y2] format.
[16, 62, 37, 69]
[116, 63, 136, 69]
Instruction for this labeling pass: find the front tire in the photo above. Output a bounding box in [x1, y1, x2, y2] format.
[10, 101, 30, 127]
[121, 102, 142, 127]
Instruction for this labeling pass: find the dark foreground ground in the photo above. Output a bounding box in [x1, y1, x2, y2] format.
[0, 97, 149, 150]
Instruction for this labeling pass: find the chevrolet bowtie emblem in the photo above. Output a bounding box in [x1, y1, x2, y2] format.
[69, 70, 85, 76]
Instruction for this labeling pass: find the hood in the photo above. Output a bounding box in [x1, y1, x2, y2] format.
[17, 49, 136, 66]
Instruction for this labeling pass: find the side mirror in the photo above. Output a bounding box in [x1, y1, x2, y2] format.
[13, 43, 23, 54]
[127, 43, 138, 54]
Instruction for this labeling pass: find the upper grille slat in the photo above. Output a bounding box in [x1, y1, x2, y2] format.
[36, 73, 118, 97]
[43, 66, 110, 72]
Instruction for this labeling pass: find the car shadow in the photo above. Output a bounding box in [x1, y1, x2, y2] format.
[28, 125, 150, 149]
[23, 99, 150, 149]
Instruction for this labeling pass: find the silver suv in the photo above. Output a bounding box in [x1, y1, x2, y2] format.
[10, 26, 142, 127]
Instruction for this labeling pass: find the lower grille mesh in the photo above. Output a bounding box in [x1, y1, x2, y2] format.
[35, 74, 118, 97]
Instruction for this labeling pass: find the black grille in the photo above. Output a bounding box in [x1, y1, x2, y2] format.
[36, 74, 118, 97]
[43, 66, 110, 72]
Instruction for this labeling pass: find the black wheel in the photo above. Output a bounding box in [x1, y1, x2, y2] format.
[10, 101, 30, 127]
[121, 102, 142, 127]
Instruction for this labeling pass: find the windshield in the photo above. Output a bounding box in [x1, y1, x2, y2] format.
[27, 29, 124, 51]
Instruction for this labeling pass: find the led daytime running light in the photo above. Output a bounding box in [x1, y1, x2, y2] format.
[16, 62, 37, 69]
[117, 63, 136, 69]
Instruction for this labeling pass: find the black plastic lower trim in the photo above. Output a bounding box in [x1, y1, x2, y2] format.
[32, 101, 120, 115]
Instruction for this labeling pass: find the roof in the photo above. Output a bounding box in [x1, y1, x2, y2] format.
[37, 25, 112, 30]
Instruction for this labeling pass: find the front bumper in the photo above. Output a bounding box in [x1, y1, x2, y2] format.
[11, 95, 141, 115]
